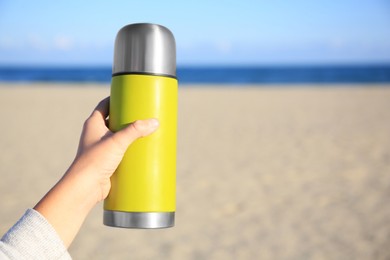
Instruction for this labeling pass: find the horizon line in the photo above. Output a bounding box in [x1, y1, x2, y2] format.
[0, 62, 390, 68]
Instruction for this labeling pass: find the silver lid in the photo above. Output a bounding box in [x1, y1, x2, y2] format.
[112, 23, 176, 77]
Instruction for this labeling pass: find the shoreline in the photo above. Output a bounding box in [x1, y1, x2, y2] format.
[1, 82, 390, 88]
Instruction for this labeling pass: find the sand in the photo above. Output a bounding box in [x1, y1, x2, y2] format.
[0, 83, 390, 259]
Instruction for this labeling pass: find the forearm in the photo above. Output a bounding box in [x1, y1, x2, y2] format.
[34, 168, 98, 248]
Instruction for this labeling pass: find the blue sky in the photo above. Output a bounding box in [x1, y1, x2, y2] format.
[0, 0, 389, 66]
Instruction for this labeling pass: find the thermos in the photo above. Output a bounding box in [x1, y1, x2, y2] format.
[103, 23, 177, 229]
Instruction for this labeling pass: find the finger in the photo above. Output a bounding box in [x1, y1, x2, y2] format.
[78, 97, 110, 153]
[109, 119, 159, 150]
[90, 96, 110, 122]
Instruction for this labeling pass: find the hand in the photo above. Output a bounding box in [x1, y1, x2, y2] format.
[71, 97, 159, 203]
[34, 97, 159, 247]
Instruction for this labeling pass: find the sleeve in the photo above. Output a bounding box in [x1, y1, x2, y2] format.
[0, 208, 72, 260]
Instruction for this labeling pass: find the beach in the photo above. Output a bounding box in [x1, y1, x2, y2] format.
[0, 83, 390, 259]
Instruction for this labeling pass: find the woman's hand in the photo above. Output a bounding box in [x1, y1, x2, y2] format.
[34, 97, 159, 247]
[72, 97, 159, 202]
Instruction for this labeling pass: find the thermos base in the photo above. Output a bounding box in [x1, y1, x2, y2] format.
[103, 210, 175, 229]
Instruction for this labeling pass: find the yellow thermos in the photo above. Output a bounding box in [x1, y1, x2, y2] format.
[103, 23, 177, 228]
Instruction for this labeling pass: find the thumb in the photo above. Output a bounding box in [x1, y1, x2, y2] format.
[109, 118, 160, 150]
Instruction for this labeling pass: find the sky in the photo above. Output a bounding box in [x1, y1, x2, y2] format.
[0, 0, 389, 66]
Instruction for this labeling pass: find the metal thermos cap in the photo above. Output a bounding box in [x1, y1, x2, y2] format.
[112, 23, 176, 77]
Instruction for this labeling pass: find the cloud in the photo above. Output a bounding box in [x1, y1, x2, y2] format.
[53, 35, 74, 51]
[214, 40, 232, 53]
[328, 37, 347, 50]
[1, 34, 75, 52]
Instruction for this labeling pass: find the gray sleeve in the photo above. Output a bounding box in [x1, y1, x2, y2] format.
[0, 208, 71, 260]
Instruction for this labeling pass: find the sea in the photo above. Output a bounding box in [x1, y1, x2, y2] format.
[0, 65, 389, 85]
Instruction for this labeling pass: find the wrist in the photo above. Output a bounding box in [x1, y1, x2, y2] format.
[33, 168, 99, 248]
[61, 166, 102, 211]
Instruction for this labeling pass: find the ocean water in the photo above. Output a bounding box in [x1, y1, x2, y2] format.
[0, 65, 389, 85]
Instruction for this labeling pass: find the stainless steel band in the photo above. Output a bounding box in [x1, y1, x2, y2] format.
[111, 71, 177, 79]
[103, 211, 175, 229]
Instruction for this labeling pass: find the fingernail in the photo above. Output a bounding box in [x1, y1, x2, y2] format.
[148, 118, 159, 128]
[149, 118, 160, 127]
[133, 118, 159, 133]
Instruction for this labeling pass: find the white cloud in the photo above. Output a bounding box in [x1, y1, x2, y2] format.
[214, 40, 232, 53]
[4, 33, 76, 52]
[53, 35, 74, 51]
[328, 37, 346, 50]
